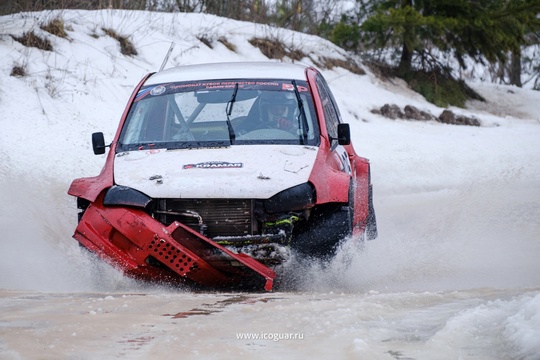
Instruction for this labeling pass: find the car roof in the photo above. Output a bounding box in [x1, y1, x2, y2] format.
[145, 61, 310, 85]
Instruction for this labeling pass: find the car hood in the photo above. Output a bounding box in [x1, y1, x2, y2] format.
[113, 145, 319, 199]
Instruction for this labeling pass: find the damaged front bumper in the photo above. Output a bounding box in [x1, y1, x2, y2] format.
[74, 193, 276, 291]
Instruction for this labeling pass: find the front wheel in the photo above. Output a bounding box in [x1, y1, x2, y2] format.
[291, 204, 352, 259]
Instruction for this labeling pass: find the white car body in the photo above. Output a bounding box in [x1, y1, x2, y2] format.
[114, 144, 319, 199]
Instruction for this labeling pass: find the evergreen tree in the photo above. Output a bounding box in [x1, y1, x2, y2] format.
[361, 0, 540, 85]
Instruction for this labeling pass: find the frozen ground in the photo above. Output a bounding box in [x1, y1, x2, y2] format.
[0, 9, 539, 360]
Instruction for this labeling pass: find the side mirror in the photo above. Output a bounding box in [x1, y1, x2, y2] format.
[92, 132, 106, 155]
[335, 123, 351, 145]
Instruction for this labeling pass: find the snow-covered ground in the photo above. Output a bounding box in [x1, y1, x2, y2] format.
[0, 9, 539, 360]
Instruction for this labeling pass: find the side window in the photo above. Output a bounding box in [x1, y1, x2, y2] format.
[315, 75, 341, 140]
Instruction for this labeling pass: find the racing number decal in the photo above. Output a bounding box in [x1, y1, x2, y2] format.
[334, 145, 352, 175]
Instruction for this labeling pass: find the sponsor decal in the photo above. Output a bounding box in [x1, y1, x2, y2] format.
[281, 83, 309, 92]
[167, 80, 307, 92]
[135, 83, 171, 101]
[333, 147, 352, 175]
[183, 161, 243, 169]
[150, 85, 167, 96]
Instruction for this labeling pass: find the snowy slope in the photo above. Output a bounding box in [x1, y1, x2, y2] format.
[0, 9, 539, 360]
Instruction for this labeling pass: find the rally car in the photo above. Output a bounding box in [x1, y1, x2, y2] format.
[68, 61, 377, 291]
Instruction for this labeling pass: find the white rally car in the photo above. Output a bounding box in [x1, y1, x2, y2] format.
[68, 62, 377, 291]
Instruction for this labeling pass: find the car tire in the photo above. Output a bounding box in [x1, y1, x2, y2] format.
[292, 203, 353, 259]
[365, 184, 378, 240]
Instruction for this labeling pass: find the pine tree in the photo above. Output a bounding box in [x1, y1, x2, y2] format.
[361, 0, 540, 85]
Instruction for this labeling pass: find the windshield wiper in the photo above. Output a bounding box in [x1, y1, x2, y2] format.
[292, 80, 309, 144]
[225, 83, 238, 144]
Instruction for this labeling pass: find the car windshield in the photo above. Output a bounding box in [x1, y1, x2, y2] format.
[117, 78, 320, 151]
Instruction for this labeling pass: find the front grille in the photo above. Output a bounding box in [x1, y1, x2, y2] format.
[153, 199, 254, 238]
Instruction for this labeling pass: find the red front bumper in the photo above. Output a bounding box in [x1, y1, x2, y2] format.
[74, 194, 275, 291]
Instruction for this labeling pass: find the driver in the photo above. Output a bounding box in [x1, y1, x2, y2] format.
[258, 91, 296, 131]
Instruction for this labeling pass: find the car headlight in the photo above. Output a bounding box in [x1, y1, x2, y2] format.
[103, 185, 152, 208]
[264, 183, 316, 213]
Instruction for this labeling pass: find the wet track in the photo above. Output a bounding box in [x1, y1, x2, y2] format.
[1, 170, 539, 359]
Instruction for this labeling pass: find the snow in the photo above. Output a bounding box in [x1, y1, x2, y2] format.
[1, 9, 539, 360]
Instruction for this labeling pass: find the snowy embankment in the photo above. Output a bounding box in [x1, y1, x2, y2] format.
[0, 9, 539, 359]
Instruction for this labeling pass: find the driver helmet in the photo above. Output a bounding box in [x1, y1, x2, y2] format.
[258, 91, 296, 124]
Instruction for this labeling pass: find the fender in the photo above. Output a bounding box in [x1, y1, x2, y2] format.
[351, 156, 370, 232]
[308, 141, 350, 204]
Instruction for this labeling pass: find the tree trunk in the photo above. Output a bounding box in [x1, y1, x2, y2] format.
[397, 0, 413, 78]
[398, 42, 412, 77]
[509, 50, 522, 87]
